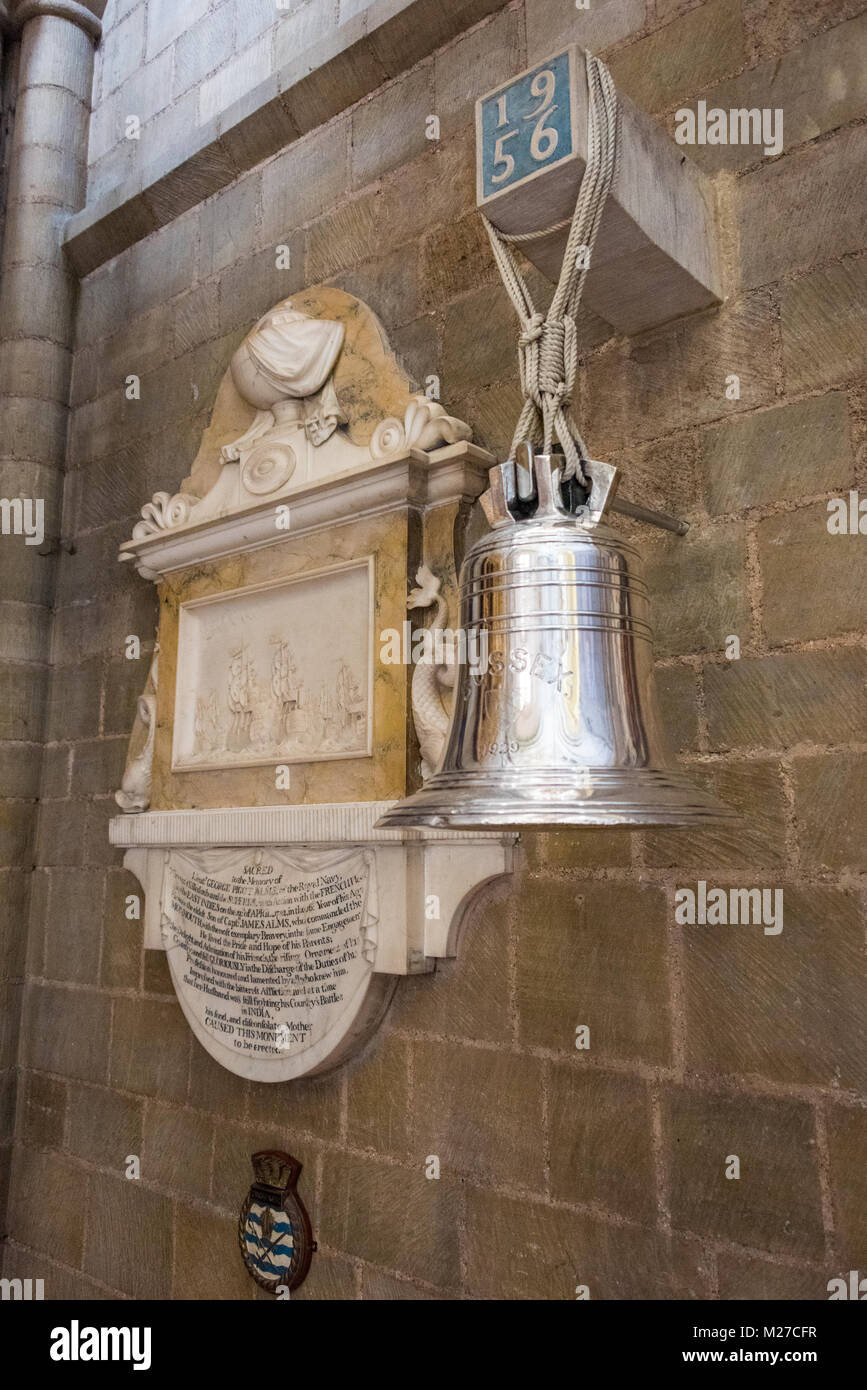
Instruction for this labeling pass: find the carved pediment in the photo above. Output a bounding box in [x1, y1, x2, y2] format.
[122, 288, 472, 553]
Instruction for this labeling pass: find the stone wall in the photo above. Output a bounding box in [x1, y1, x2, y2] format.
[2, 0, 866, 1299]
[88, 0, 334, 200]
[87, 0, 504, 203]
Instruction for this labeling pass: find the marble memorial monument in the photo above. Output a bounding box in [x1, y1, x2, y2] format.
[110, 287, 514, 1080]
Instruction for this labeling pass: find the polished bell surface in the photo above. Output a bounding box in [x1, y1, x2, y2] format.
[377, 453, 735, 831]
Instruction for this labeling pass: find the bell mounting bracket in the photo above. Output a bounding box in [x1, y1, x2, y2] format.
[481, 445, 688, 535]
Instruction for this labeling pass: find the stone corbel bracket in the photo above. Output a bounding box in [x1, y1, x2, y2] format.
[110, 803, 514, 1080]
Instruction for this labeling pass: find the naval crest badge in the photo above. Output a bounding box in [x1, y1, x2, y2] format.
[238, 1150, 315, 1294]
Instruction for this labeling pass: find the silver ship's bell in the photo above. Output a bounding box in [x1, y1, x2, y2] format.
[378, 449, 735, 831]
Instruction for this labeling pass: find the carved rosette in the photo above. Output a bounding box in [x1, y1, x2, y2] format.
[240, 441, 297, 494]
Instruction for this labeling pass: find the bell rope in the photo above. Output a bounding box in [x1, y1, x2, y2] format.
[481, 52, 619, 487]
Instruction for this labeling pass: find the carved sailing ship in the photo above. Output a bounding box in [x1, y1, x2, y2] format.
[270, 636, 307, 741]
[336, 661, 365, 742]
[194, 690, 223, 755]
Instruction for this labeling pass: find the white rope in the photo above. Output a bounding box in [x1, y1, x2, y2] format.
[497, 215, 574, 244]
[481, 52, 619, 484]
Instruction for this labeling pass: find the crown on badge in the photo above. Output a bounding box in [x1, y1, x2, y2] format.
[251, 1150, 300, 1190]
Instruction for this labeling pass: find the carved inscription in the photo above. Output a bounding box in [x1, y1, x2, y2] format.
[161, 848, 376, 1074]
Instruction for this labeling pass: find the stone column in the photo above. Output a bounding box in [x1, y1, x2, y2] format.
[0, 4, 17, 265]
[0, 0, 102, 1241]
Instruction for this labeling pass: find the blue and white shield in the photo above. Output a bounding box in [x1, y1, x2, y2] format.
[238, 1150, 314, 1294]
[242, 1198, 296, 1284]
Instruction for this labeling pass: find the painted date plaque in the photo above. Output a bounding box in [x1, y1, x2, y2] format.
[477, 48, 577, 205]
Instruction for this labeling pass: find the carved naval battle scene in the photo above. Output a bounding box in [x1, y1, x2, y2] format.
[172, 560, 372, 773]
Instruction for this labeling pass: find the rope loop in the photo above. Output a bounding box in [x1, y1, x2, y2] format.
[518, 311, 544, 347]
[537, 318, 570, 401]
[482, 51, 619, 485]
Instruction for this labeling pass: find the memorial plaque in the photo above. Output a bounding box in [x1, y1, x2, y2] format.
[160, 846, 393, 1080]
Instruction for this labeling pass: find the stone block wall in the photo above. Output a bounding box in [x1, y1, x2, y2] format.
[89, 0, 333, 199]
[2, 0, 866, 1299]
[87, 0, 513, 204]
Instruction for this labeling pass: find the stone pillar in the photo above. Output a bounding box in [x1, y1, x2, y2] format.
[0, 4, 17, 265]
[0, 0, 102, 1241]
